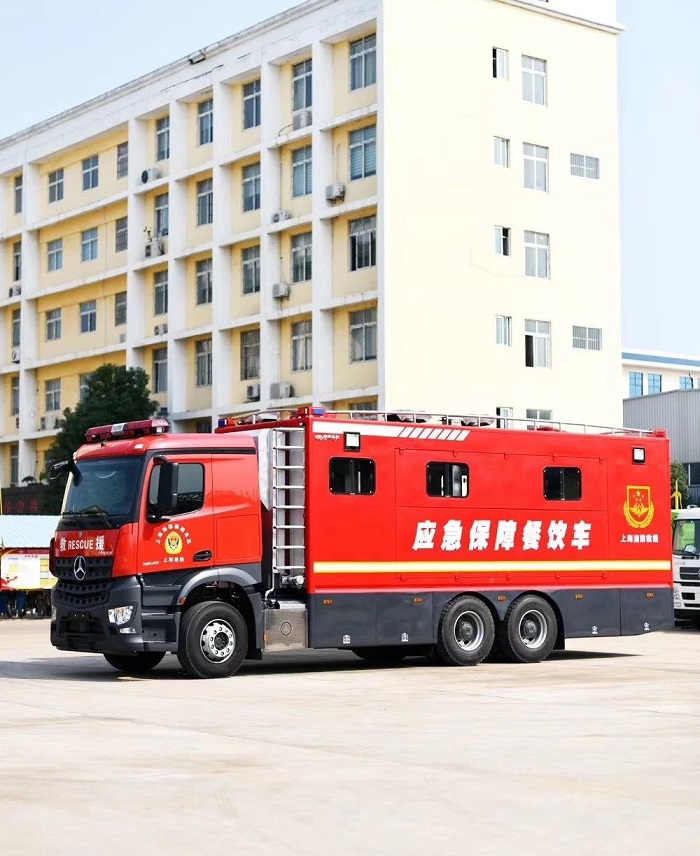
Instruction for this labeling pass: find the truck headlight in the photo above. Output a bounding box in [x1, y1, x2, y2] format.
[108, 605, 134, 626]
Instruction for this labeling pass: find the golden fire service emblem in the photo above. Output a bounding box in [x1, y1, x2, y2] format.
[623, 486, 654, 529]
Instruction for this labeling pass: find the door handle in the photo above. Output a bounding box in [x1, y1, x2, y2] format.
[193, 550, 212, 562]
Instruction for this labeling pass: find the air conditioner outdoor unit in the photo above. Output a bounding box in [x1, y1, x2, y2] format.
[246, 383, 261, 402]
[154, 324, 168, 336]
[145, 239, 164, 258]
[271, 210, 291, 224]
[119, 332, 127, 343]
[272, 282, 290, 300]
[292, 109, 312, 131]
[141, 167, 161, 184]
[9, 285, 21, 297]
[10, 347, 20, 363]
[325, 183, 346, 202]
[270, 382, 293, 400]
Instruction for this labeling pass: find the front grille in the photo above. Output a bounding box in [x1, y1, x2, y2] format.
[54, 557, 114, 608]
[680, 568, 700, 582]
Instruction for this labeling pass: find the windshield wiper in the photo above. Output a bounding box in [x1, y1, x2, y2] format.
[72, 506, 114, 529]
[61, 511, 83, 527]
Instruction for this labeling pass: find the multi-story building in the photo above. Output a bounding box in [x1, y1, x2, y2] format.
[0, 0, 623, 486]
[623, 349, 700, 399]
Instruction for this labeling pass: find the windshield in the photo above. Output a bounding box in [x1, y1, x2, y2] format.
[61, 456, 143, 527]
[673, 518, 700, 556]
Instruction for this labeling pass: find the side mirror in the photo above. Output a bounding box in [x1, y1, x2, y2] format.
[154, 461, 179, 519]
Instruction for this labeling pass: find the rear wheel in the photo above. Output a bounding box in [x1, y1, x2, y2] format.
[435, 595, 495, 666]
[497, 595, 558, 663]
[351, 646, 409, 664]
[177, 601, 248, 679]
[103, 652, 165, 674]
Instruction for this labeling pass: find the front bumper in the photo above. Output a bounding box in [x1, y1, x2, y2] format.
[51, 576, 178, 654]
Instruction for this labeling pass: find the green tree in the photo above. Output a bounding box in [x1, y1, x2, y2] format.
[42, 364, 159, 513]
[671, 461, 689, 509]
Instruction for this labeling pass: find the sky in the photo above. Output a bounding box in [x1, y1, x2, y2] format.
[0, 0, 692, 354]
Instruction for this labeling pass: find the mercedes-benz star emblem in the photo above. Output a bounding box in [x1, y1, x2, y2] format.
[73, 555, 87, 582]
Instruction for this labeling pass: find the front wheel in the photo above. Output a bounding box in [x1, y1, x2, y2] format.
[497, 595, 558, 663]
[103, 652, 165, 674]
[177, 601, 248, 679]
[435, 595, 495, 666]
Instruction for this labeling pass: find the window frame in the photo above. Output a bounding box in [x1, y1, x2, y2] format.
[114, 292, 127, 327]
[116, 142, 129, 179]
[571, 153, 600, 180]
[154, 192, 169, 237]
[543, 467, 582, 501]
[292, 59, 313, 112]
[349, 215, 377, 271]
[198, 98, 214, 146]
[45, 378, 61, 412]
[350, 34, 376, 91]
[240, 329, 261, 380]
[495, 315, 512, 346]
[10, 376, 20, 416]
[242, 162, 261, 212]
[572, 325, 602, 351]
[349, 307, 377, 363]
[522, 55, 547, 105]
[195, 258, 213, 305]
[154, 270, 168, 316]
[195, 339, 213, 387]
[494, 136, 510, 167]
[82, 155, 99, 191]
[115, 216, 128, 253]
[629, 371, 643, 398]
[196, 178, 213, 226]
[80, 300, 97, 334]
[525, 319, 552, 368]
[524, 230, 550, 279]
[349, 125, 376, 181]
[426, 462, 470, 498]
[47, 238, 63, 271]
[81, 227, 99, 262]
[492, 47, 509, 79]
[523, 143, 549, 192]
[292, 145, 313, 198]
[291, 232, 312, 283]
[156, 115, 170, 161]
[153, 346, 168, 393]
[243, 79, 261, 129]
[329, 457, 376, 495]
[48, 168, 64, 203]
[291, 319, 313, 372]
[46, 308, 62, 341]
[12, 241, 21, 282]
[14, 174, 22, 214]
[242, 245, 261, 294]
[495, 226, 510, 256]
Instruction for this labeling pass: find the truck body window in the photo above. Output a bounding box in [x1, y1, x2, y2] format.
[427, 462, 469, 497]
[329, 458, 375, 495]
[149, 462, 205, 514]
[543, 467, 581, 501]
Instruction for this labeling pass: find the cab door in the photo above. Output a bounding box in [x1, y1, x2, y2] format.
[137, 455, 215, 575]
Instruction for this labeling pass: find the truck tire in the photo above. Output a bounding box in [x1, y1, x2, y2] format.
[435, 595, 495, 666]
[351, 646, 409, 664]
[103, 652, 165, 673]
[497, 594, 558, 663]
[177, 601, 248, 679]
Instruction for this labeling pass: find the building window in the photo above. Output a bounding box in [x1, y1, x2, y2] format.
[571, 153, 600, 179]
[350, 126, 376, 180]
[11, 309, 20, 347]
[495, 315, 512, 346]
[629, 371, 643, 398]
[117, 142, 128, 178]
[11, 376, 19, 416]
[241, 329, 260, 380]
[80, 300, 97, 334]
[114, 292, 127, 326]
[45, 378, 61, 412]
[350, 307, 377, 363]
[197, 178, 213, 225]
[680, 377, 694, 391]
[495, 226, 510, 256]
[9, 444, 19, 485]
[243, 79, 261, 129]
[494, 136, 510, 167]
[242, 246, 261, 294]
[154, 192, 169, 237]
[242, 162, 261, 212]
[527, 408, 553, 424]
[14, 174, 22, 214]
[195, 419, 211, 434]
[329, 458, 375, 495]
[291, 232, 312, 283]
[350, 215, 376, 271]
[292, 59, 312, 112]
[427, 462, 469, 498]
[544, 467, 581, 501]
[82, 155, 99, 190]
[196, 258, 213, 305]
[292, 319, 312, 372]
[522, 55, 547, 105]
[572, 325, 602, 351]
[12, 241, 21, 281]
[292, 146, 313, 197]
[115, 216, 128, 252]
[195, 339, 213, 387]
[81, 227, 99, 262]
[46, 308, 62, 341]
[154, 270, 168, 315]
[79, 374, 91, 404]
[349, 400, 378, 412]
[525, 319, 551, 368]
[153, 347, 168, 393]
[525, 231, 550, 279]
[648, 373, 662, 394]
[47, 238, 63, 271]
[523, 143, 548, 191]
[493, 47, 509, 79]
[198, 98, 214, 145]
[48, 168, 64, 203]
[350, 34, 376, 90]
[496, 406, 513, 428]
[156, 115, 170, 161]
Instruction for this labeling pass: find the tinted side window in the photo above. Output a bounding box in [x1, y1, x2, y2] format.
[148, 462, 205, 514]
[544, 467, 581, 501]
[329, 458, 375, 495]
[427, 462, 469, 497]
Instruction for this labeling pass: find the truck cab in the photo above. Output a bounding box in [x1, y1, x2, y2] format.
[672, 508, 700, 624]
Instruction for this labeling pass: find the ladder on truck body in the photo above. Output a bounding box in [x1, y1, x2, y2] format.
[270, 426, 306, 590]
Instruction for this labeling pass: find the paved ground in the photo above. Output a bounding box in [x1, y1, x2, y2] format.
[1, 622, 700, 855]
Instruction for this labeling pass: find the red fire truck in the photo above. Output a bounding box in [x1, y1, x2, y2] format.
[49, 407, 673, 678]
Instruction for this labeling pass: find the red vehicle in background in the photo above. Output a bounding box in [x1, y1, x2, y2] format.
[49, 407, 673, 678]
